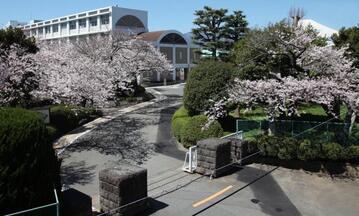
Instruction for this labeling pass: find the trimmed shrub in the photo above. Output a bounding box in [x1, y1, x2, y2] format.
[46, 125, 59, 142]
[50, 105, 102, 134]
[298, 139, 321, 161]
[322, 142, 343, 160]
[0, 108, 60, 214]
[172, 106, 190, 120]
[181, 115, 223, 148]
[345, 145, 359, 160]
[183, 60, 236, 115]
[171, 106, 191, 142]
[171, 117, 190, 142]
[256, 135, 280, 157]
[277, 137, 298, 160]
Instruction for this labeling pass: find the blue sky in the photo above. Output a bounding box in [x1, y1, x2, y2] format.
[0, 0, 358, 32]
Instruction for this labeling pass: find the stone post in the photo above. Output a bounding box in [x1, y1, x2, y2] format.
[99, 164, 148, 216]
[196, 138, 231, 178]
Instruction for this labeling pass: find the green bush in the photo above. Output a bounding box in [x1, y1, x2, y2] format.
[171, 117, 190, 142]
[50, 105, 102, 134]
[277, 137, 298, 160]
[256, 135, 280, 157]
[183, 60, 236, 115]
[171, 106, 191, 142]
[181, 115, 223, 148]
[345, 145, 359, 160]
[322, 142, 343, 160]
[297, 139, 321, 161]
[172, 106, 190, 120]
[0, 108, 60, 214]
[46, 125, 59, 142]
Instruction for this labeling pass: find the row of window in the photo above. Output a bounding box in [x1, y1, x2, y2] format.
[30, 15, 109, 35]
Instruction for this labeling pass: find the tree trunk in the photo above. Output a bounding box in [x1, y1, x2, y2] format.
[344, 108, 357, 136]
[237, 106, 241, 118]
[163, 78, 167, 86]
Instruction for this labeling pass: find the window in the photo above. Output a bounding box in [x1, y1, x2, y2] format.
[79, 19, 86, 28]
[101, 14, 109, 25]
[61, 23, 67, 30]
[38, 27, 43, 35]
[45, 26, 51, 34]
[53, 24, 58, 33]
[69, 21, 76, 30]
[90, 17, 97, 27]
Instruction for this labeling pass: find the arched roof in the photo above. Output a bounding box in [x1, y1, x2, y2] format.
[116, 15, 145, 28]
[137, 30, 188, 45]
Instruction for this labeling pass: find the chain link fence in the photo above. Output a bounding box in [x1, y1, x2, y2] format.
[236, 119, 359, 145]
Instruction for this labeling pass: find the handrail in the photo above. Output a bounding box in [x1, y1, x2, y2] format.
[5, 188, 60, 216]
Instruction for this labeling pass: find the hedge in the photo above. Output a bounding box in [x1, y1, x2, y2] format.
[254, 134, 358, 161]
[172, 117, 190, 142]
[50, 105, 102, 134]
[181, 115, 223, 148]
[172, 106, 190, 120]
[183, 59, 236, 115]
[171, 106, 191, 142]
[0, 108, 60, 214]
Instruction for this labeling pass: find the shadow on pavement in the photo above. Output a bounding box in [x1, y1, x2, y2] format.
[192, 166, 301, 216]
[154, 103, 186, 161]
[142, 198, 169, 215]
[61, 161, 97, 186]
[64, 115, 158, 165]
[236, 166, 301, 216]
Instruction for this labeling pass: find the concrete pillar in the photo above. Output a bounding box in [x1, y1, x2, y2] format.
[67, 22, 70, 36]
[99, 165, 148, 215]
[172, 45, 176, 81]
[196, 138, 232, 178]
[86, 17, 90, 33]
[98, 15, 101, 31]
[76, 20, 79, 34]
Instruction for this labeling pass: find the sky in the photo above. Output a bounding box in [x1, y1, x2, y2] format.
[0, 0, 358, 33]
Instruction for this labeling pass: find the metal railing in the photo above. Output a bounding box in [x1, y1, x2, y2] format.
[5, 188, 60, 216]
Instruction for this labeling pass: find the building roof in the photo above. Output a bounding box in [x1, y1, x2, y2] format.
[299, 19, 338, 38]
[137, 30, 168, 41]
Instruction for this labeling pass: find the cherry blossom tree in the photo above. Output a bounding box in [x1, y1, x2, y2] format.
[0, 45, 39, 107]
[207, 22, 359, 134]
[35, 33, 171, 107]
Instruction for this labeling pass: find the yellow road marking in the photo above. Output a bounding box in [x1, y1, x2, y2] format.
[192, 185, 233, 208]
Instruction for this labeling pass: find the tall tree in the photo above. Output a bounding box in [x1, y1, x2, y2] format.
[0, 45, 39, 107]
[332, 25, 359, 68]
[0, 27, 37, 53]
[224, 10, 249, 49]
[207, 23, 359, 132]
[192, 6, 228, 58]
[192, 7, 249, 59]
[35, 33, 171, 107]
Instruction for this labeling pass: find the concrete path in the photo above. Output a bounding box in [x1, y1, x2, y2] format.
[59, 83, 359, 216]
[59, 84, 186, 209]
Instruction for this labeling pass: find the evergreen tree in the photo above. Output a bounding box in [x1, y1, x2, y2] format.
[224, 10, 249, 49]
[192, 6, 228, 58]
[192, 7, 248, 59]
[332, 25, 359, 68]
[0, 27, 38, 53]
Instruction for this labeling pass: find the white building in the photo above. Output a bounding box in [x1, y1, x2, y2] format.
[12, 5, 200, 82]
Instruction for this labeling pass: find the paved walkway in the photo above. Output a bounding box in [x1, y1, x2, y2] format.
[58, 83, 359, 215]
[59, 84, 186, 209]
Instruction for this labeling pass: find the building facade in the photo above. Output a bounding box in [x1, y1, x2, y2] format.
[12, 5, 200, 82]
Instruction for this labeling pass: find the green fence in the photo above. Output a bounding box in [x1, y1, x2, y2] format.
[236, 119, 359, 145]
